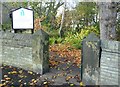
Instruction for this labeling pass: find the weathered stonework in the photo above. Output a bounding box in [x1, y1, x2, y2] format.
[81, 33, 120, 86]
[81, 33, 101, 85]
[100, 40, 120, 85]
[0, 29, 49, 74]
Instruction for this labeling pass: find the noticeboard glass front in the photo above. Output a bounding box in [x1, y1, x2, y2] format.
[12, 7, 34, 29]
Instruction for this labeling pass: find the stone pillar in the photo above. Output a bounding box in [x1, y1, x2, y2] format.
[81, 33, 101, 85]
[32, 29, 49, 74]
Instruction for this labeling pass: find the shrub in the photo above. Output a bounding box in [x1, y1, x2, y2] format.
[64, 26, 99, 49]
[49, 37, 56, 45]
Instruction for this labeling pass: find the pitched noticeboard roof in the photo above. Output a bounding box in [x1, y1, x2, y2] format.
[11, 7, 33, 12]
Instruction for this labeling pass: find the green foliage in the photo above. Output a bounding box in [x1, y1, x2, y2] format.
[80, 26, 100, 38]
[2, 24, 11, 31]
[63, 26, 99, 49]
[72, 2, 98, 30]
[57, 38, 63, 43]
[49, 30, 63, 45]
[64, 32, 82, 49]
[49, 37, 64, 45]
[49, 37, 56, 45]
[30, 1, 64, 31]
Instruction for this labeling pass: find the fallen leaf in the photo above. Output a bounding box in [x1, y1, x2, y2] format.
[70, 83, 74, 86]
[11, 71, 17, 74]
[24, 82, 27, 85]
[20, 84, 24, 87]
[75, 75, 81, 82]
[57, 67, 60, 70]
[4, 75, 8, 78]
[33, 80, 37, 83]
[65, 76, 72, 82]
[8, 72, 11, 74]
[52, 75, 57, 79]
[18, 75, 24, 78]
[32, 79, 35, 82]
[18, 80, 22, 83]
[43, 81, 47, 85]
[57, 74, 60, 76]
[80, 82, 84, 86]
[18, 70, 23, 74]
[5, 77, 11, 80]
[1, 79, 5, 82]
[28, 71, 33, 74]
[29, 82, 34, 85]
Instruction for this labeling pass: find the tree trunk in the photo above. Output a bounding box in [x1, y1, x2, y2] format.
[0, 2, 2, 29]
[59, 2, 65, 38]
[99, 2, 117, 40]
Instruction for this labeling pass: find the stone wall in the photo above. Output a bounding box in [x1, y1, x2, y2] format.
[81, 33, 120, 86]
[0, 29, 49, 74]
[100, 40, 120, 85]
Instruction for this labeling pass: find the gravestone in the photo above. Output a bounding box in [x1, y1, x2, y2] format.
[100, 40, 120, 85]
[81, 33, 101, 85]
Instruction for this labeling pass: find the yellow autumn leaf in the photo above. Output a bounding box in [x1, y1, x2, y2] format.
[57, 74, 60, 76]
[43, 81, 47, 85]
[33, 80, 37, 83]
[11, 71, 17, 74]
[57, 68, 60, 70]
[28, 71, 33, 74]
[70, 83, 74, 86]
[52, 75, 57, 79]
[32, 79, 35, 82]
[18, 80, 22, 83]
[18, 75, 24, 78]
[80, 82, 84, 86]
[19, 70, 23, 74]
[8, 72, 11, 74]
[65, 76, 72, 81]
